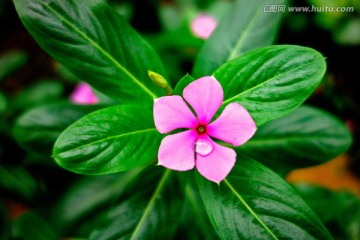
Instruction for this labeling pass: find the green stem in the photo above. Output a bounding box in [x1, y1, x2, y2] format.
[130, 169, 172, 240]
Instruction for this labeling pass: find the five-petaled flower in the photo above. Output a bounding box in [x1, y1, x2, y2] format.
[153, 76, 257, 183]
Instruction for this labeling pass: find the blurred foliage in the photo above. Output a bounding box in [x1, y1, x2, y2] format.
[0, 0, 359, 239]
[0, 199, 10, 240]
[146, 0, 231, 85]
[0, 165, 38, 201]
[0, 51, 27, 82]
[11, 81, 63, 111]
[12, 212, 58, 240]
[0, 92, 6, 114]
[13, 102, 103, 156]
[285, 0, 360, 45]
[294, 183, 360, 240]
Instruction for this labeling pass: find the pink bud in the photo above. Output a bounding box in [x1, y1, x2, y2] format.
[70, 82, 98, 105]
[190, 14, 217, 40]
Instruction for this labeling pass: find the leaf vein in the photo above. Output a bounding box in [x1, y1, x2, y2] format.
[42, 2, 158, 99]
[224, 179, 279, 240]
[226, 4, 262, 61]
[222, 58, 322, 105]
[56, 128, 157, 155]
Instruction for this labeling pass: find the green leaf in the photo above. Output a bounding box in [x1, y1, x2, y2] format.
[90, 168, 183, 240]
[11, 80, 64, 110]
[173, 74, 195, 95]
[14, 0, 167, 104]
[0, 51, 27, 82]
[196, 156, 332, 240]
[53, 105, 162, 174]
[0, 92, 6, 114]
[292, 184, 345, 224]
[0, 165, 38, 201]
[56, 64, 80, 83]
[13, 102, 102, 156]
[51, 168, 142, 233]
[214, 45, 326, 126]
[177, 0, 217, 9]
[12, 212, 57, 240]
[335, 192, 360, 240]
[193, 0, 285, 77]
[293, 184, 360, 240]
[176, 175, 219, 240]
[237, 105, 352, 176]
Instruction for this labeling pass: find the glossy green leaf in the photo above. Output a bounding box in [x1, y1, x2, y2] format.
[11, 80, 64, 110]
[14, 0, 167, 104]
[193, 0, 285, 77]
[52, 168, 142, 233]
[214, 45, 326, 126]
[173, 74, 195, 95]
[12, 212, 57, 240]
[56, 64, 80, 83]
[53, 105, 162, 174]
[196, 156, 332, 240]
[237, 105, 352, 176]
[13, 102, 102, 156]
[90, 168, 183, 240]
[0, 51, 27, 82]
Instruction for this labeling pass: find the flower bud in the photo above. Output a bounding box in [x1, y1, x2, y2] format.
[148, 70, 173, 95]
[148, 70, 168, 88]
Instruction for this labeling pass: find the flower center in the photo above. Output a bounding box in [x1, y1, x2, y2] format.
[196, 125, 207, 135]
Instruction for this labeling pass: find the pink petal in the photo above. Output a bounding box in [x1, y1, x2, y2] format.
[183, 76, 223, 125]
[70, 82, 99, 105]
[190, 13, 217, 40]
[158, 130, 197, 171]
[153, 96, 198, 134]
[195, 134, 214, 157]
[196, 142, 236, 183]
[207, 102, 256, 146]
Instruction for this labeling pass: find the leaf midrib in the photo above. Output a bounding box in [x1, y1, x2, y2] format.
[42, 2, 158, 99]
[226, 3, 262, 61]
[56, 128, 157, 155]
[224, 179, 279, 240]
[130, 169, 171, 240]
[221, 58, 322, 105]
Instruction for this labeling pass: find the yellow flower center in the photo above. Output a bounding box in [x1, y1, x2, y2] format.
[198, 126, 205, 133]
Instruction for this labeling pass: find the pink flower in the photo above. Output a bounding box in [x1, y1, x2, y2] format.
[70, 82, 99, 105]
[153, 76, 257, 183]
[190, 13, 217, 39]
